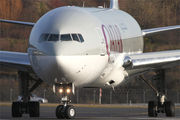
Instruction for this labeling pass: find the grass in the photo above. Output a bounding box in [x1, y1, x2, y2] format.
[1, 102, 180, 108]
[0, 102, 147, 108]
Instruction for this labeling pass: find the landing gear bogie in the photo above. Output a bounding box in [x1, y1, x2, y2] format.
[12, 101, 40, 118]
[11, 71, 42, 118]
[140, 69, 175, 117]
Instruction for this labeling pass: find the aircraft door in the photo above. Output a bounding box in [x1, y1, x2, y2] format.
[95, 28, 106, 56]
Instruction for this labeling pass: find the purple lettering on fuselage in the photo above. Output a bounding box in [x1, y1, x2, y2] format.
[109, 25, 116, 50]
[115, 25, 123, 53]
[107, 25, 114, 51]
[112, 25, 119, 51]
[102, 24, 123, 55]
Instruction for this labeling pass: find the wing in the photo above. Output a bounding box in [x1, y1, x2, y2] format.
[142, 25, 180, 37]
[123, 25, 180, 76]
[0, 51, 34, 73]
[0, 19, 35, 26]
[0, 19, 35, 73]
[123, 50, 180, 77]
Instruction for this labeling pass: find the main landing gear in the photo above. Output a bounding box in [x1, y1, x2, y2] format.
[55, 83, 76, 119]
[12, 71, 42, 118]
[140, 69, 175, 117]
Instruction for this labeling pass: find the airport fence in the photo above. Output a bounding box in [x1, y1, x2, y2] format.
[0, 87, 179, 104]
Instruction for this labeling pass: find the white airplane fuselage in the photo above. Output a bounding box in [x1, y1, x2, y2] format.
[28, 6, 144, 88]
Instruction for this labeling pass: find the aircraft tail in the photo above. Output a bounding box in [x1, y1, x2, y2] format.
[110, 0, 119, 10]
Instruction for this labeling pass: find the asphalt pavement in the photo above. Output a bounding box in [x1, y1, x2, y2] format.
[0, 105, 180, 120]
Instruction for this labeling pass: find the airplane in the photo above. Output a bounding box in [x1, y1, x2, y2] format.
[0, 0, 180, 119]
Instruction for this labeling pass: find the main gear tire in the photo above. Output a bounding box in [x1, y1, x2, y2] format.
[165, 101, 175, 117]
[12, 102, 22, 117]
[148, 101, 157, 117]
[29, 102, 40, 117]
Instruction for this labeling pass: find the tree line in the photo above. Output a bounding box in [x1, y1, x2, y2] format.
[0, 0, 179, 42]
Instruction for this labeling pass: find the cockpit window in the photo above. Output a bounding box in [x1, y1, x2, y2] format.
[61, 34, 72, 41]
[39, 33, 84, 43]
[38, 34, 49, 43]
[72, 34, 79, 42]
[78, 34, 84, 42]
[38, 34, 44, 43]
[48, 34, 59, 41]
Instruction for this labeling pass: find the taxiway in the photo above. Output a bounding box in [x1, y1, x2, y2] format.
[0, 105, 180, 120]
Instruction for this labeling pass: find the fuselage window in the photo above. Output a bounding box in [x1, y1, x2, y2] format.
[48, 34, 59, 41]
[78, 34, 84, 42]
[72, 34, 80, 42]
[61, 34, 72, 41]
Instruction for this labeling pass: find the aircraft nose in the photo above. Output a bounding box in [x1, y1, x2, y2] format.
[29, 48, 69, 84]
[29, 39, 85, 84]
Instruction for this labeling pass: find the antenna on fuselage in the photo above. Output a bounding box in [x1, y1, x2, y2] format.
[110, 0, 119, 10]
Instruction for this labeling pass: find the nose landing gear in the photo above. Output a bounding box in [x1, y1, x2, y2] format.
[55, 83, 76, 119]
[56, 98, 76, 119]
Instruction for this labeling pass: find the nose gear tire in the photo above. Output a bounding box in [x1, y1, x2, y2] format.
[56, 105, 65, 119]
[64, 105, 76, 119]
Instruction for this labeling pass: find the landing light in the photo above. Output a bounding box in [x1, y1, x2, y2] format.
[67, 89, 70, 93]
[59, 89, 63, 93]
[59, 88, 71, 93]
